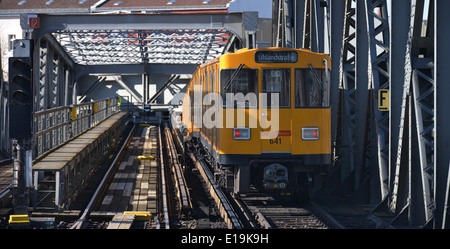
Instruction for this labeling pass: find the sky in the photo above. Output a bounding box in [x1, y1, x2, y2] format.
[228, 0, 430, 21]
[228, 0, 272, 19]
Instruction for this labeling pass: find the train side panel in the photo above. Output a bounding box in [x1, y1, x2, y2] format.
[180, 47, 332, 194]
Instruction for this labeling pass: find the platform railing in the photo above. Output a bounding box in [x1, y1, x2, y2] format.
[34, 96, 121, 157]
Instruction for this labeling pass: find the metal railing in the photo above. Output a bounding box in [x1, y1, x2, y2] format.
[34, 97, 121, 157]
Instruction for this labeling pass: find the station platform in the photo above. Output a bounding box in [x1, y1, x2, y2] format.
[33, 111, 129, 210]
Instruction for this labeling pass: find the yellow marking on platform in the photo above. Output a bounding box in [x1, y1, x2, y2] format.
[9, 215, 29, 224]
[137, 155, 155, 160]
[124, 211, 152, 221]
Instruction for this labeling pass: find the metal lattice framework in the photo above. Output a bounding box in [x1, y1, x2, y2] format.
[365, 0, 390, 200]
[30, 12, 258, 66]
[391, 0, 436, 226]
[53, 29, 230, 65]
[274, 0, 450, 228]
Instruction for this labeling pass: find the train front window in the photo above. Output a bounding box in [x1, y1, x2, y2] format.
[262, 69, 291, 107]
[295, 67, 330, 108]
[221, 68, 258, 108]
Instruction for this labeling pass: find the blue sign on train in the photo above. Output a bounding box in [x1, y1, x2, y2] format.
[255, 51, 298, 63]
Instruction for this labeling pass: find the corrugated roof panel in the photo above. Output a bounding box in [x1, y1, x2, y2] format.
[0, 0, 101, 11]
[0, 0, 234, 11]
[53, 29, 231, 65]
[99, 0, 233, 10]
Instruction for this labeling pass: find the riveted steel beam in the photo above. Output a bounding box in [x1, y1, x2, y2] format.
[364, 0, 390, 201]
[434, 0, 450, 229]
[387, 0, 450, 228]
[32, 12, 257, 66]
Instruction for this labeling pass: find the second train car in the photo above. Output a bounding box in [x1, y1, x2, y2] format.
[178, 47, 331, 196]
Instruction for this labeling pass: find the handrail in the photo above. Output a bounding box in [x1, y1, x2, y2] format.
[33, 96, 120, 157]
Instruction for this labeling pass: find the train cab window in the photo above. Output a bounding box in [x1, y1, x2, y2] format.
[295, 67, 330, 108]
[262, 69, 291, 107]
[221, 68, 258, 108]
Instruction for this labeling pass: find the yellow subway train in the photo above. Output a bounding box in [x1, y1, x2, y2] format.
[178, 47, 331, 195]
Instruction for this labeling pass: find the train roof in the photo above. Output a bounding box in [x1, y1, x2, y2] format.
[199, 47, 330, 68]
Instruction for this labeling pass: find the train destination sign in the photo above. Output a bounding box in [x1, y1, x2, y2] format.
[255, 51, 298, 63]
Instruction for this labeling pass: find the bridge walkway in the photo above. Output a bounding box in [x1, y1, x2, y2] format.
[32, 111, 129, 211]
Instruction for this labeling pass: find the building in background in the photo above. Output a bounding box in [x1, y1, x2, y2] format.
[0, 0, 272, 80]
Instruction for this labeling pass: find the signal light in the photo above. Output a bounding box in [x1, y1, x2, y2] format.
[233, 127, 250, 140]
[9, 57, 33, 138]
[302, 127, 319, 140]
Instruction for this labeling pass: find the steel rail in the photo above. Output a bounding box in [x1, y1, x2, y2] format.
[308, 201, 346, 229]
[189, 152, 243, 229]
[164, 124, 192, 213]
[70, 124, 136, 229]
[158, 126, 170, 229]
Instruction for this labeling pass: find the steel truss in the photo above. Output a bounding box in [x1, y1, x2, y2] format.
[32, 35, 77, 159]
[35, 36, 76, 112]
[334, 0, 389, 202]
[365, 0, 390, 200]
[272, 0, 326, 52]
[335, 0, 450, 229]
[34, 12, 257, 66]
[390, 0, 434, 224]
[274, 0, 450, 228]
[53, 29, 230, 65]
[342, 0, 450, 229]
[389, 0, 450, 228]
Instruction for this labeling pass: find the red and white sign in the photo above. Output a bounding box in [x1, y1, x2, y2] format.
[28, 17, 39, 28]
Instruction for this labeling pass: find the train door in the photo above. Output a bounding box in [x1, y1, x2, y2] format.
[260, 68, 292, 153]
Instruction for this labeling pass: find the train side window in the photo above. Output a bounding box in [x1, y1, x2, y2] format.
[220, 68, 258, 108]
[295, 68, 330, 108]
[262, 69, 291, 108]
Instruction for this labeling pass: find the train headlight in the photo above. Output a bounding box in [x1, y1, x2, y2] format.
[233, 127, 251, 140]
[302, 127, 319, 140]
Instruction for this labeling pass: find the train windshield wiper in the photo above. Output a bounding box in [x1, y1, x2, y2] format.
[308, 64, 324, 91]
[224, 63, 245, 90]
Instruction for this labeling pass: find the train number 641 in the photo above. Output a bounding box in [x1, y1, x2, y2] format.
[269, 138, 281, 144]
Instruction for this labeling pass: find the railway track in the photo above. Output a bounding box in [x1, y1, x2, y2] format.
[28, 123, 348, 230]
[179, 140, 342, 229]
[48, 122, 210, 229]
[69, 124, 138, 229]
[67, 123, 161, 229]
[162, 123, 192, 216]
[158, 124, 170, 229]
[181, 160, 228, 229]
[187, 152, 243, 229]
[235, 189, 345, 229]
[169, 130, 344, 229]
